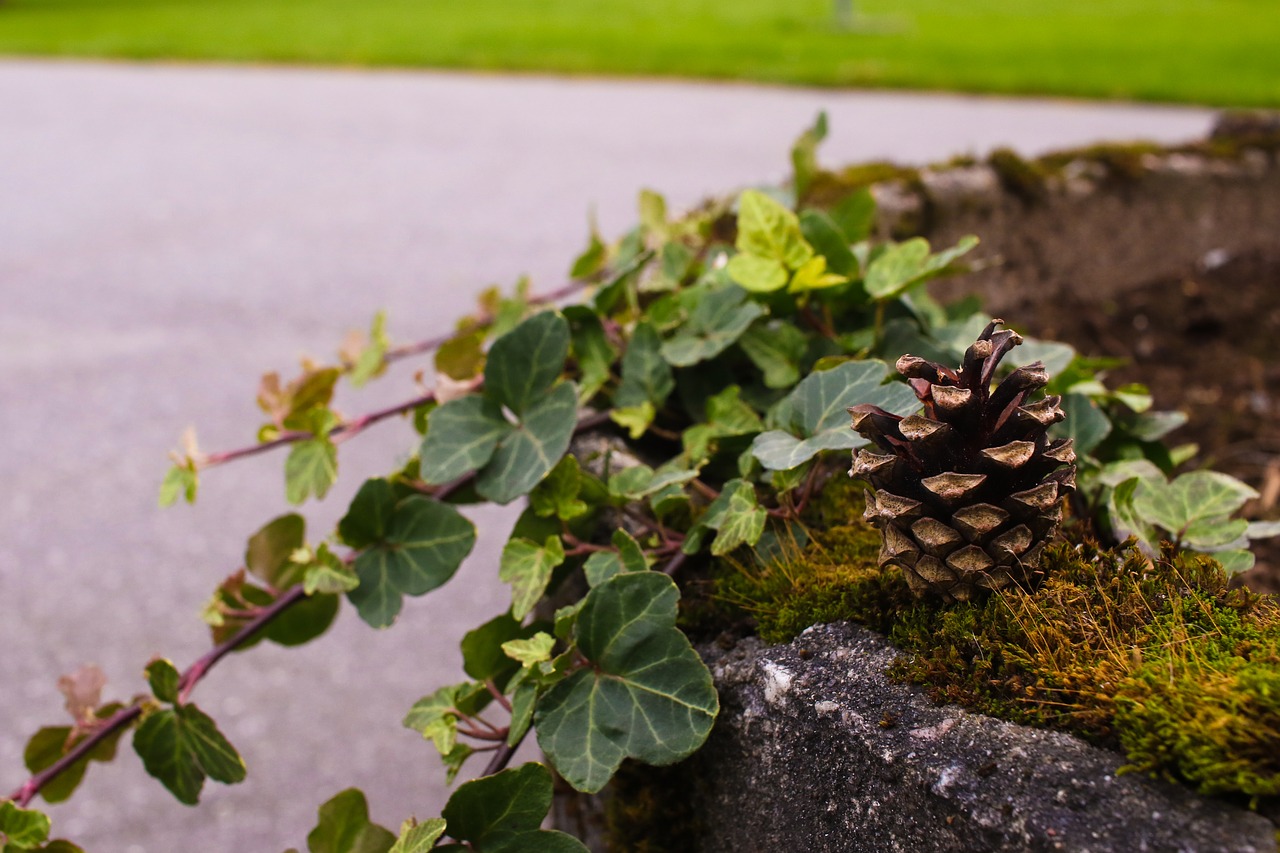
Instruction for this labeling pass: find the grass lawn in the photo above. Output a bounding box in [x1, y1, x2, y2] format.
[0, 0, 1277, 107]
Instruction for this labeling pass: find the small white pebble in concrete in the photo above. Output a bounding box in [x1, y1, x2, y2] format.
[814, 700, 840, 715]
[910, 717, 958, 741]
[761, 661, 794, 704]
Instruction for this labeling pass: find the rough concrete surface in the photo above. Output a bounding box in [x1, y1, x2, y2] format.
[0, 59, 1214, 851]
[686, 623, 1277, 853]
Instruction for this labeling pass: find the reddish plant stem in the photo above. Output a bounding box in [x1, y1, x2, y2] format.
[482, 728, 529, 777]
[8, 704, 143, 808]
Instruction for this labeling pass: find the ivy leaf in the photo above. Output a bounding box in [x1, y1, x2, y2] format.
[609, 403, 655, 440]
[659, 284, 765, 367]
[403, 684, 464, 755]
[529, 455, 590, 521]
[752, 359, 916, 470]
[285, 435, 339, 505]
[348, 311, 389, 388]
[798, 209, 857, 278]
[738, 322, 807, 389]
[485, 311, 570, 418]
[831, 187, 877, 243]
[1052, 393, 1112, 457]
[303, 544, 359, 595]
[502, 632, 556, 668]
[499, 536, 567, 620]
[388, 819, 447, 853]
[461, 613, 537, 684]
[1183, 517, 1249, 551]
[145, 659, 181, 704]
[23, 710, 126, 804]
[564, 306, 617, 403]
[790, 110, 828, 200]
[734, 189, 812, 271]
[684, 479, 768, 557]
[305, 789, 396, 853]
[245, 513, 306, 589]
[1132, 471, 1259, 544]
[441, 763, 588, 852]
[537, 573, 718, 794]
[158, 462, 199, 508]
[582, 529, 650, 587]
[133, 705, 246, 805]
[419, 395, 511, 486]
[615, 321, 674, 411]
[348, 497, 477, 628]
[507, 682, 538, 748]
[569, 216, 607, 279]
[1247, 521, 1280, 539]
[725, 252, 788, 294]
[0, 801, 50, 848]
[682, 386, 763, 465]
[435, 329, 486, 382]
[638, 189, 668, 239]
[1211, 549, 1255, 575]
[475, 381, 578, 505]
[864, 235, 978, 301]
[788, 255, 847, 292]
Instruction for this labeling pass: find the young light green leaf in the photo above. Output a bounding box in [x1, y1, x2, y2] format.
[303, 545, 359, 595]
[388, 819, 447, 853]
[638, 189, 668, 239]
[502, 632, 556, 668]
[475, 381, 578, 505]
[698, 479, 768, 557]
[441, 742, 476, 785]
[798, 209, 858, 278]
[735, 189, 813, 270]
[788, 255, 847, 292]
[564, 306, 617, 403]
[863, 237, 931, 300]
[610, 403, 655, 440]
[145, 659, 181, 704]
[726, 252, 788, 293]
[659, 284, 765, 367]
[460, 613, 536, 684]
[569, 216, 607, 280]
[245, 513, 306, 589]
[442, 763, 588, 852]
[133, 705, 246, 805]
[1183, 517, 1249, 551]
[305, 788, 397, 853]
[499, 536, 566, 620]
[615, 322, 674, 411]
[536, 572, 718, 794]
[529, 455, 590, 522]
[349, 497, 477, 629]
[158, 463, 199, 508]
[285, 436, 339, 505]
[682, 385, 764, 464]
[1211, 549, 1255, 575]
[485, 311, 570, 418]
[348, 311, 389, 388]
[403, 684, 462, 755]
[583, 529, 650, 587]
[0, 801, 51, 848]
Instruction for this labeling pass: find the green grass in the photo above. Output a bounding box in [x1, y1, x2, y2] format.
[1, 0, 1278, 106]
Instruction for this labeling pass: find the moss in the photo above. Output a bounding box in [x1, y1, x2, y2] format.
[603, 760, 703, 852]
[987, 147, 1050, 205]
[707, 474, 1280, 808]
[1039, 141, 1165, 184]
[803, 162, 922, 210]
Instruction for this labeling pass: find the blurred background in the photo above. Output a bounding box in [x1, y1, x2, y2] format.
[0, 2, 1268, 850]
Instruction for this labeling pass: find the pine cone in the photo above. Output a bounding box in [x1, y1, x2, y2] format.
[848, 320, 1076, 601]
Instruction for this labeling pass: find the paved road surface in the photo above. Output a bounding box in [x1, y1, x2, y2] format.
[0, 59, 1214, 852]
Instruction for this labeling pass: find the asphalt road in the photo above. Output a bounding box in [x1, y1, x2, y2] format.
[0, 59, 1215, 852]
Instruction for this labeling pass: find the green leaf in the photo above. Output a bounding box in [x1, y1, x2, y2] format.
[0, 802, 50, 848]
[799, 209, 857, 277]
[485, 311, 570, 417]
[615, 322, 674, 411]
[245, 514, 306, 589]
[435, 329, 486, 382]
[863, 237, 931, 300]
[569, 217, 607, 279]
[304, 545, 360, 595]
[349, 311, 389, 388]
[1052, 393, 1112, 457]
[830, 187, 877, 243]
[419, 395, 510, 486]
[1247, 521, 1280, 539]
[752, 359, 917, 470]
[502, 632, 556, 667]
[1183, 517, 1249, 551]
[158, 463, 199, 508]
[349, 497, 477, 628]
[475, 381, 578, 505]
[638, 189, 668, 238]
[24, 722, 124, 804]
[697, 479, 768, 557]
[726, 252, 788, 293]
[735, 189, 812, 270]
[285, 436, 338, 505]
[263, 589, 341, 648]
[1133, 471, 1259, 543]
[499, 536, 567, 620]
[659, 284, 765, 367]
[306, 789, 397, 853]
[403, 684, 464, 755]
[461, 613, 533, 683]
[1112, 383, 1154, 413]
[1211, 549, 1255, 575]
[145, 659, 181, 704]
[737, 322, 807, 389]
[609, 403, 655, 440]
[582, 529, 650, 587]
[682, 386, 764, 465]
[388, 819, 447, 853]
[537, 573, 718, 793]
[338, 479, 396, 549]
[442, 763, 588, 852]
[790, 111, 828, 200]
[788, 255, 847, 292]
[507, 682, 538, 748]
[441, 742, 476, 785]
[565, 306, 616, 403]
[529, 455, 590, 521]
[133, 705, 246, 805]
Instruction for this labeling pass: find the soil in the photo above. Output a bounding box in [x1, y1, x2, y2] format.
[1024, 249, 1280, 592]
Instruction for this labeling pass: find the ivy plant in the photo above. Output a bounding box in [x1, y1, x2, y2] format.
[5, 116, 1275, 851]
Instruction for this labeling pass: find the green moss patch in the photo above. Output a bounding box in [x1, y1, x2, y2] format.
[710, 471, 1280, 807]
